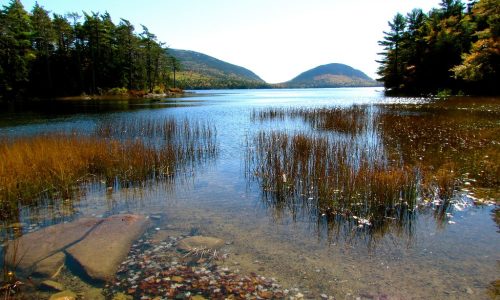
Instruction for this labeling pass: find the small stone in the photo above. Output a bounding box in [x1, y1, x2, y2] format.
[320, 294, 328, 299]
[177, 236, 224, 252]
[258, 290, 273, 299]
[49, 290, 77, 300]
[466, 287, 473, 294]
[83, 288, 105, 300]
[40, 280, 65, 292]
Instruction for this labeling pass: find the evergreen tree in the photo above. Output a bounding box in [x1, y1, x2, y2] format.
[30, 2, 54, 95]
[377, 13, 406, 91]
[377, 0, 498, 95]
[116, 19, 137, 90]
[0, 0, 178, 100]
[0, 0, 33, 97]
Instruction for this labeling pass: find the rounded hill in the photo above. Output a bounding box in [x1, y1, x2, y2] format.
[279, 63, 379, 88]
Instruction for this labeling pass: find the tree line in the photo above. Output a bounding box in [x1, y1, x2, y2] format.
[0, 0, 180, 100]
[377, 0, 499, 95]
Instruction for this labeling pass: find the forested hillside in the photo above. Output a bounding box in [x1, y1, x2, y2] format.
[377, 0, 499, 95]
[169, 49, 269, 89]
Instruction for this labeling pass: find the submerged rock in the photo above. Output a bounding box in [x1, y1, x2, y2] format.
[177, 236, 224, 252]
[83, 287, 106, 300]
[4, 218, 102, 276]
[66, 214, 149, 282]
[49, 290, 77, 300]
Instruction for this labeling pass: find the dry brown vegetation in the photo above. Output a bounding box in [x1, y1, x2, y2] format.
[248, 102, 499, 241]
[377, 103, 500, 192]
[247, 131, 418, 234]
[0, 118, 217, 216]
[251, 106, 370, 134]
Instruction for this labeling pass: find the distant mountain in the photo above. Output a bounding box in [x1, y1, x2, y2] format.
[168, 49, 269, 89]
[276, 63, 379, 88]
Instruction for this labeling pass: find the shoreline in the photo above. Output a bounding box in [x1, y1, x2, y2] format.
[57, 89, 186, 101]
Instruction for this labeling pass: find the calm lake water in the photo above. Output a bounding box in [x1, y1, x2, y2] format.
[1, 88, 499, 299]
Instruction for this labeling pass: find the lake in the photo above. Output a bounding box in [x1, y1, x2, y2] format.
[0, 88, 499, 299]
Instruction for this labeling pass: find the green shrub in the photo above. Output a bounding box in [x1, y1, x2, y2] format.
[106, 87, 128, 95]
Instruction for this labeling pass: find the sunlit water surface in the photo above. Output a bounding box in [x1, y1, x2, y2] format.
[1, 88, 498, 299]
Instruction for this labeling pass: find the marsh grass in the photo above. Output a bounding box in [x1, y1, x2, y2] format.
[247, 102, 499, 242]
[377, 104, 499, 195]
[251, 106, 370, 134]
[0, 117, 217, 216]
[247, 131, 419, 235]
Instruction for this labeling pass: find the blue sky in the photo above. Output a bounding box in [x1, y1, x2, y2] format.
[15, 0, 442, 83]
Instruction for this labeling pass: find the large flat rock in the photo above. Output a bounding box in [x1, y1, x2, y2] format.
[66, 214, 149, 282]
[4, 218, 102, 275]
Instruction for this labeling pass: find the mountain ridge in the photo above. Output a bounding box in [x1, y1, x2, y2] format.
[170, 49, 377, 89]
[168, 49, 269, 89]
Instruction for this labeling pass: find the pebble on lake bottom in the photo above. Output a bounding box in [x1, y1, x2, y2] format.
[103, 229, 313, 299]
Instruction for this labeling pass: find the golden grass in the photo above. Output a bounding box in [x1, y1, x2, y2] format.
[247, 131, 418, 227]
[376, 104, 499, 191]
[247, 100, 500, 240]
[0, 118, 217, 215]
[252, 106, 369, 134]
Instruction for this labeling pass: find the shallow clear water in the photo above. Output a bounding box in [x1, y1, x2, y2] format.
[1, 88, 498, 299]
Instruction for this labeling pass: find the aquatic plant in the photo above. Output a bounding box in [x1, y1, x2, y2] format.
[0, 117, 217, 218]
[251, 106, 370, 134]
[376, 102, 499, 193]
[247, 101, 499, 245]
[246, 131, 419, 238]
[0, 239, 24, 300]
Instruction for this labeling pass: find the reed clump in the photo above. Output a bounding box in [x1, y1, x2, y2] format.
[0, 117, 217, 215]
[248, 101, 499, 244]
[252, 106, 370, 134]
[246, 131, 419, 235]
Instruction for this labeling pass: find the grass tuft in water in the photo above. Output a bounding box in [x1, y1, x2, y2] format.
[246, 131, 420, 235]
[252, 106, 370, 134]
[247, 101, 500, 243]
[0, 117, 217, 216]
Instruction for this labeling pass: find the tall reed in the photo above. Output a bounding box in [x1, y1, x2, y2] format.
[252, 106, 370, 134]
[246, 130, 419, 237]
[247, 101, 499, 244]
[0, 117, 217, 216]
